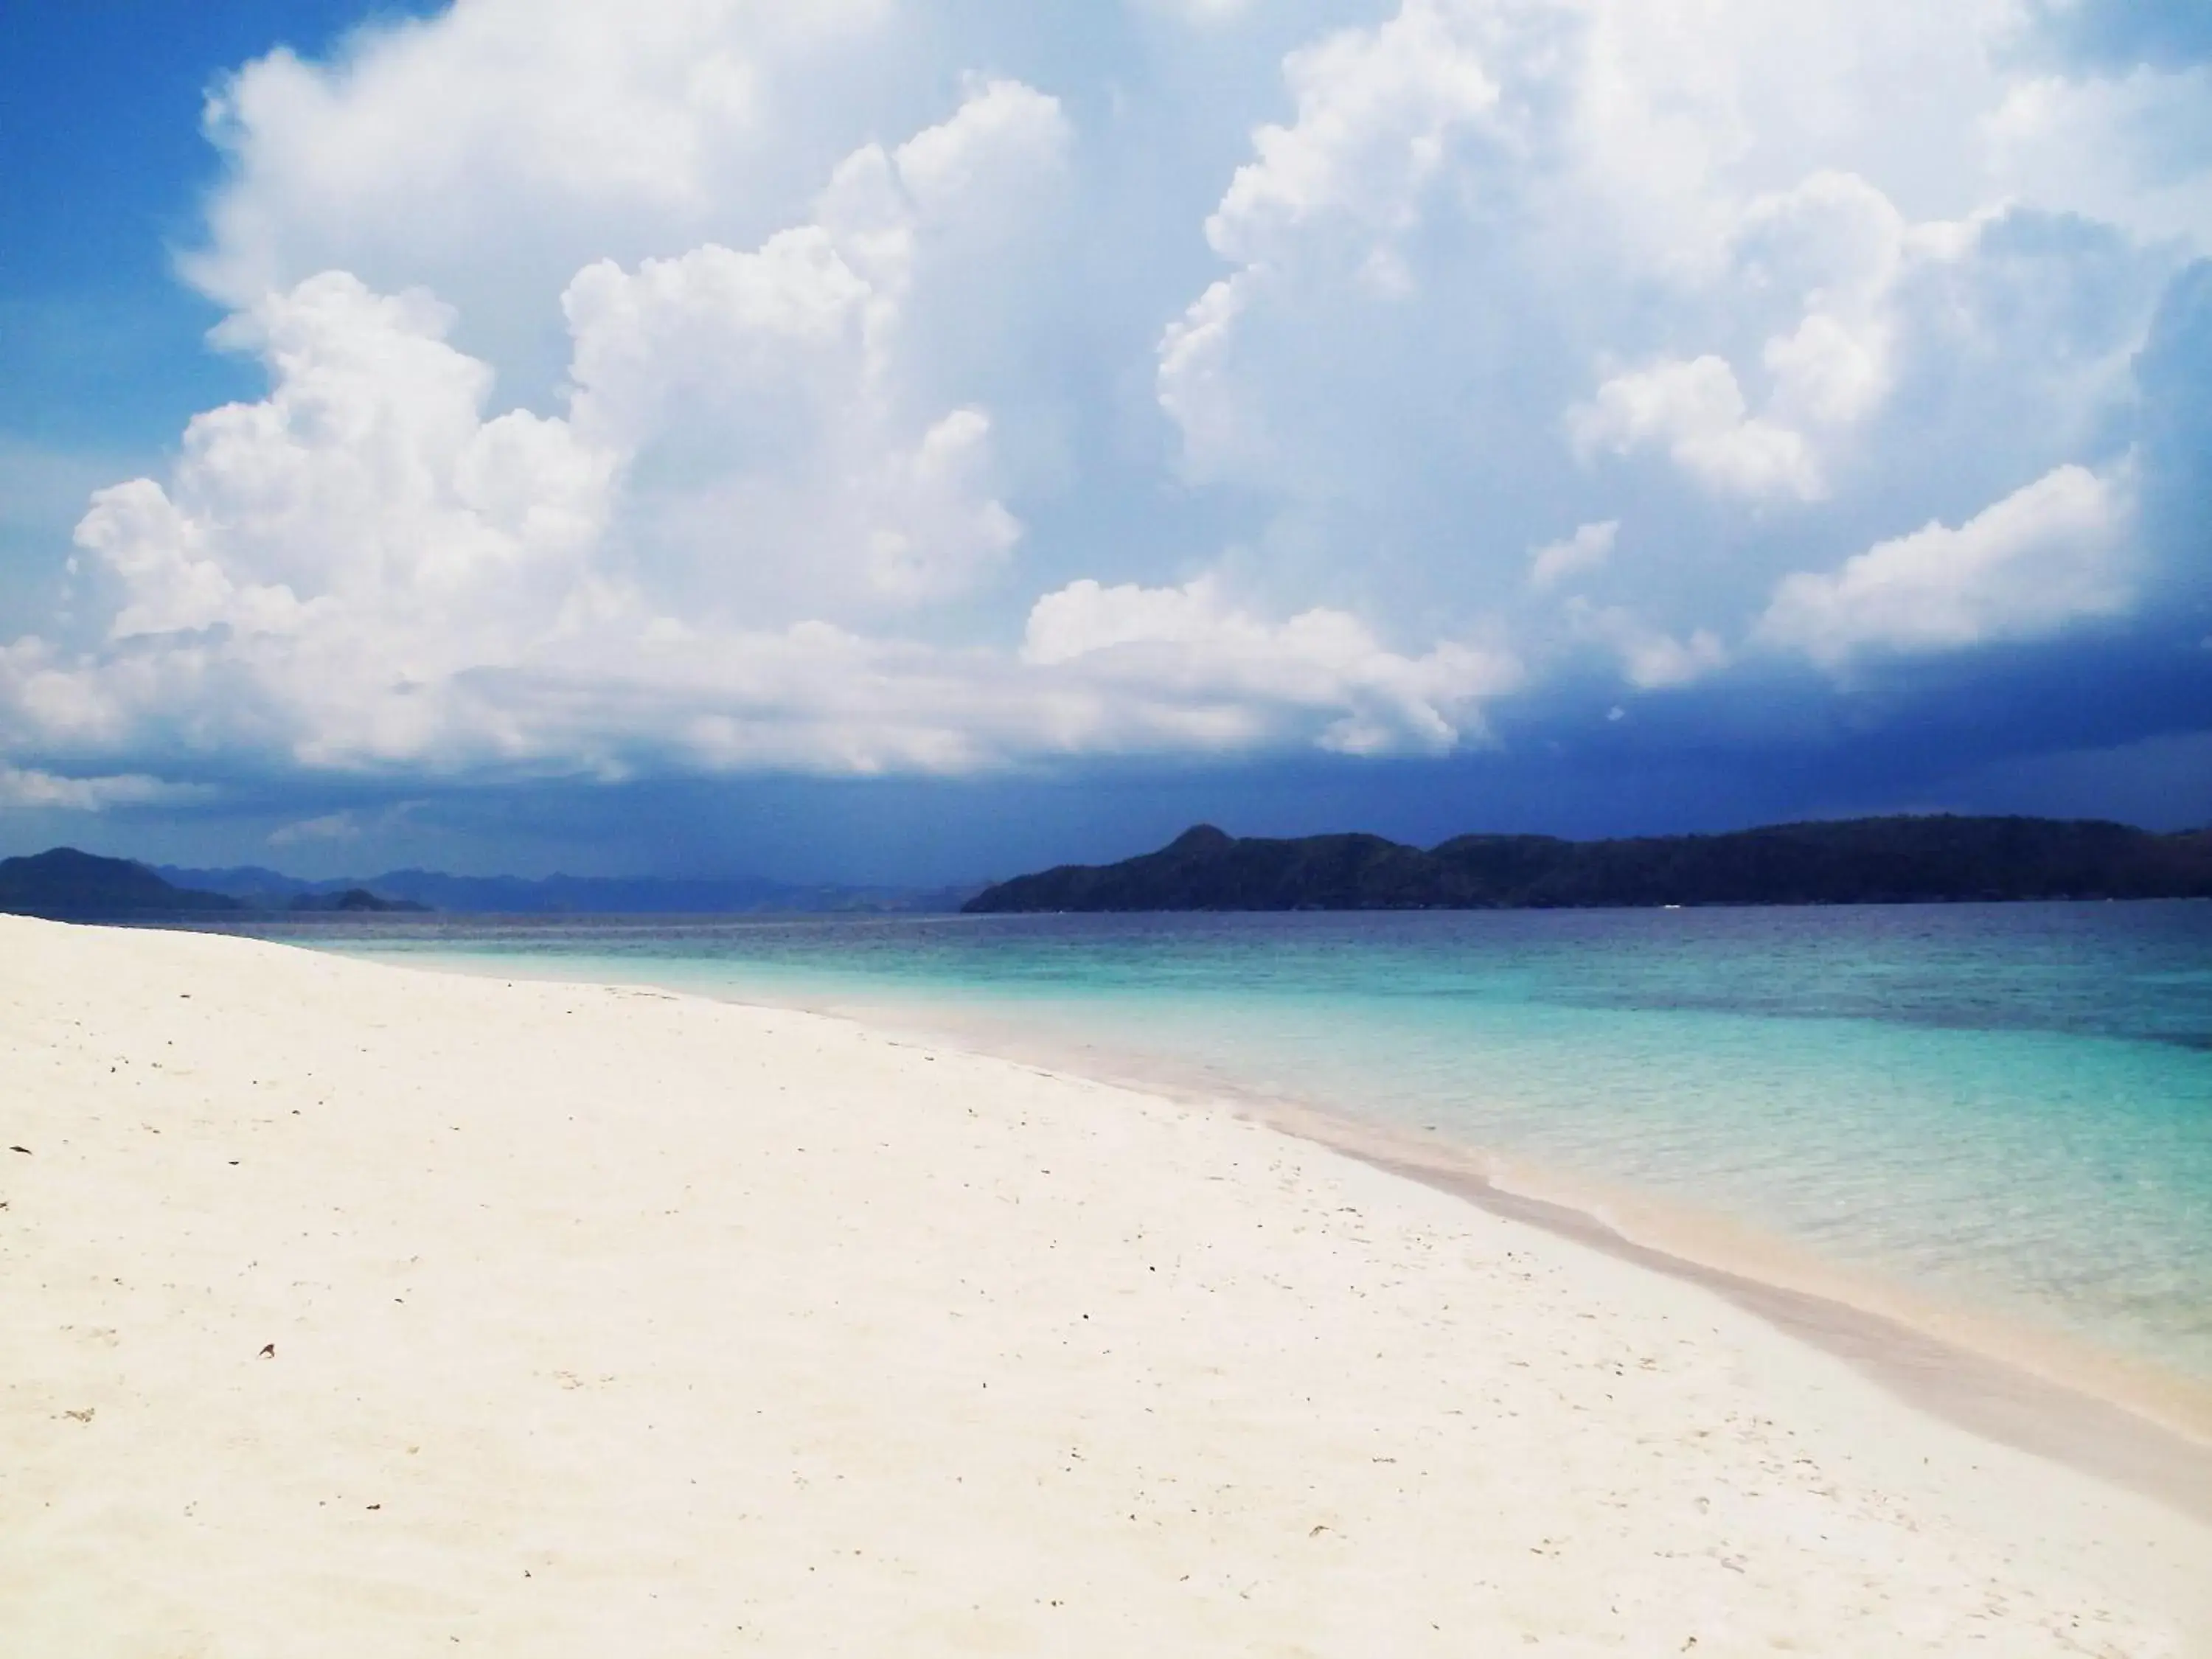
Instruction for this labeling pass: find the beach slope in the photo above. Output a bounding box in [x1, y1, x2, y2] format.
[2, 916, 2205, 1655]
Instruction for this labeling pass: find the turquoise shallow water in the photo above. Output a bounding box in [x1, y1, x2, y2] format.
[218, 903, 2212, 1388]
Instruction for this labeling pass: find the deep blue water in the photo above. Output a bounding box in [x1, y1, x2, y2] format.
[217, 902, 2212, 1385]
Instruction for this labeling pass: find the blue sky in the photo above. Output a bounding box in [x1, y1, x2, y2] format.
[0, 0, 2208, 883]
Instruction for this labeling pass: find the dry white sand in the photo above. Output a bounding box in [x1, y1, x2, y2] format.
[3, 914, 2208, 1656]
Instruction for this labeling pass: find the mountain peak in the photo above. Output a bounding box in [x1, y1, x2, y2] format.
[1166, 824, 1234, 854]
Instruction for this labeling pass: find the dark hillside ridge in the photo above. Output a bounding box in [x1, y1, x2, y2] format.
[0, 849, 425, 920]
[963, 817, 2212, 913]
[0, 848, 244, 919]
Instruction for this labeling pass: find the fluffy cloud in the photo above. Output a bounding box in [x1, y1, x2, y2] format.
[3, 0, 2208, 803]
[0, 766, 204, 812]
[2, 77, 1514, 782]
[1022, 577, 1521, 754]
[18, 88, 1081, 777]
[1564, 171, 1914, 502]
[1203, 4, 1502, 273]
[1528, 521, 1618, 590]
[1756, 465, 2134, 667]
[81, 275, 617, 644]
[560, 77, 1069, 614]
[1569, 355, 1824, 501]
[187, 1, 900, 333]
[1156, 0, 1517, 490]
[1983, 62, 2212, 248]
[1565, 600, 1730, 690]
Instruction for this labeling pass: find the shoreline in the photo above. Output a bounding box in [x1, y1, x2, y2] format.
[1306, 1111, 2212, 1523]
[711, 992, 2212, 1522]
[347, 946, 2212, 1481]
[13, 917, 2206, 1652]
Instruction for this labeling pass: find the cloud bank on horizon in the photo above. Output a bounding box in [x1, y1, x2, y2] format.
[3, 0, 2208, 812]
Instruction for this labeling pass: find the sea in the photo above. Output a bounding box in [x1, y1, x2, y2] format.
[212, 902, 2212, 1399]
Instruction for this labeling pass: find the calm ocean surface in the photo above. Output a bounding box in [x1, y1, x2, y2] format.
[226, 903, 2212, 1388]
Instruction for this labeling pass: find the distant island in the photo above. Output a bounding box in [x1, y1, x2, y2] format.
[963, 817, 2212, 913]
[16, 817, 2210, 923]
[0, 846, 974, 920]
[0, 849, 425, 921]
[157, 863, 978, 916]
[285, 886, 431, 914]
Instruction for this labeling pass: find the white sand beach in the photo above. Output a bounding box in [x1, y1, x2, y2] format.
[4, 914, 2208, 1656]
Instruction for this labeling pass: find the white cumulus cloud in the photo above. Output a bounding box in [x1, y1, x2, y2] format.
[1569, 355, 1825, 501]
[1, 0, 2205, 800]
[187, 0, 899, 332]
[1756, 464, 2135, 667]
[1565, 599, 1730, 690]
[1023, 575, 1522, 755]
[1528, 521, 1618, 590]
[0, 765, 207, 813]
[2, 81, 1519, 783]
